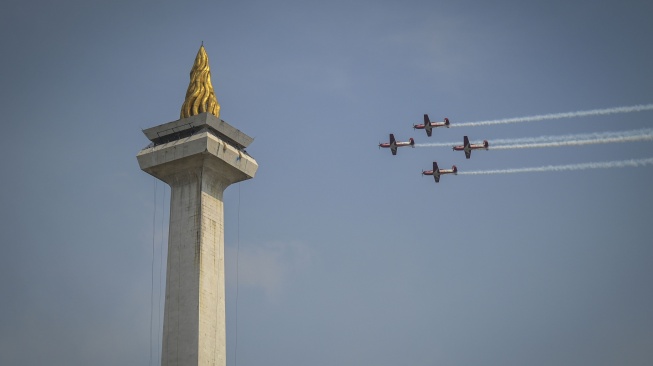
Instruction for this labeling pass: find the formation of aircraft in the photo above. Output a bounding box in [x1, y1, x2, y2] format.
[453, 136, 489, 159]
[378, 115, 490, 185]
[422, 161, 457, 183]
[413, 114, 450, 137]
[379, 134, 415, 155]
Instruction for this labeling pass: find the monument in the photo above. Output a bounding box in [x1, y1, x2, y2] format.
[137, 45, 258, 366]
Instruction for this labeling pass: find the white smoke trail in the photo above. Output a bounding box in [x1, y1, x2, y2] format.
[453, 104, 653, 128]
[490, 128, 653, 145]
[415, 128, 653, 148]
[458, 157, 653, 175]
[415, 141, 458, 148]
[491, 129, 653, 150]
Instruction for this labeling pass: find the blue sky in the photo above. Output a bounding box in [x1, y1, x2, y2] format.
[1, 1, 652, 365]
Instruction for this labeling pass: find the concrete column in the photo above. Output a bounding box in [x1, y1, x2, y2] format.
[138, 119, 257, 366]
[161, 168, 226, 366]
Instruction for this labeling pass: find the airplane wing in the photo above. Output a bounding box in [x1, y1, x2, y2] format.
[426, 128, 432, 137]
[432, 162, 439, 182]
[465, 150, 471, 159]
[391, 147, 397, 155]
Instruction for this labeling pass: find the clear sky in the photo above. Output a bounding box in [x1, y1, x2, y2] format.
[1, 1, 652, 365]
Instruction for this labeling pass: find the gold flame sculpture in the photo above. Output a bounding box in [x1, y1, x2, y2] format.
[180, 45, 221, 119]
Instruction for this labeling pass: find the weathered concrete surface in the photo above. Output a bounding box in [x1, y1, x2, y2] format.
[141, 112, 254, 150]
[137, 128, 257, 366]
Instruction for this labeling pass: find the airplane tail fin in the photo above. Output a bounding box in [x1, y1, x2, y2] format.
[410, 137, 415, 147]
[484, 140, 489, 148]
[444, 117, 450, 126]
[452, 165, 458, 174]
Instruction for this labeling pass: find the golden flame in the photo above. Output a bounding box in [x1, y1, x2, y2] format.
[180, 45, 221, 119]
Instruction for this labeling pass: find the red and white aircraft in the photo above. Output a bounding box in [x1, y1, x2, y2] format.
[379, 134, 415, 155]
[413, 114, 450, 137]
[453, 136, 489, 159]
[422, 161, 457, 183]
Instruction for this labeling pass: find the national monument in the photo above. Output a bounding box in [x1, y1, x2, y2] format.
[137, 45, 258, 366]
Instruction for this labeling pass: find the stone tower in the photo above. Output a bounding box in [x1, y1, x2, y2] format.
[137, 45, 258, 366]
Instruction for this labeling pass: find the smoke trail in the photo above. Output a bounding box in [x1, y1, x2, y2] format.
[491, 129, 653, 150]
[453, 104, 653, 128]
[415, 128, 653, 148]
[415, 141, 458, 148]
[458, 157, 653, 175]
[490, 128, 653, 145]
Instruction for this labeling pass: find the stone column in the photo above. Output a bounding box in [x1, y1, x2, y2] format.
[138, 114, 257, 366]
